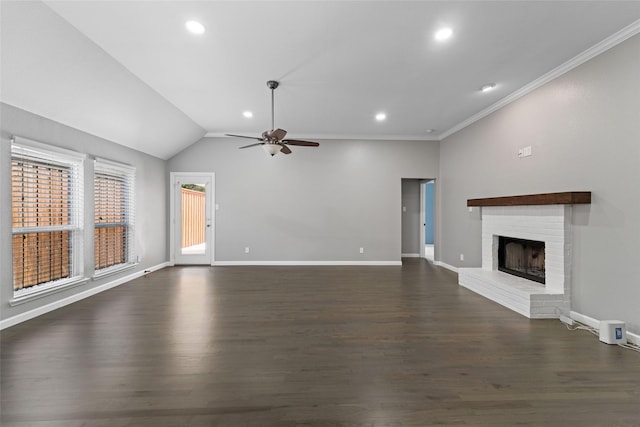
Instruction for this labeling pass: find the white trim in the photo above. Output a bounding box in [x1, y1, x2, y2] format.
[11, 135, 86, 162]
[434, 261, 458, 273]
[570, 311, 640, 347]
[213, 261, 402, 266]
[627, 331, 640, 347]
[439, 19, 640, 140]
[208, 132, 439, 141]
[94, 157, 135, 173]
[92, 262, 138, 280]
[0, 262, 169, 330]
[10, 277, 89, 306]
[569, 311, 599, 329]
[401, 253, 420, 258]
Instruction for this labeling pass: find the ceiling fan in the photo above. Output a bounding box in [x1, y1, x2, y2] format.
[225, 80, 320, 156]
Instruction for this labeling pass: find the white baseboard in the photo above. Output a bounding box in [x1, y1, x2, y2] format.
[434, 261, 458, 273]
[213, 261, 402, 266]
[401, 253, 420, 258]
[0, 262, 169, 330]
[570, 310, 640, 346]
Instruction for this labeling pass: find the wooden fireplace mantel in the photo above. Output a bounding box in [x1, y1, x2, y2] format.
[467, 191, 591, 207]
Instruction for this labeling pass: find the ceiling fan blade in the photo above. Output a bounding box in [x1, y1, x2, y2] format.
[279, 144, 292, 154]
[225, 133, 263, 141]
[269, 128, 287, 141]
[282, 139, 320, 147]
[239, 142, 265, 149]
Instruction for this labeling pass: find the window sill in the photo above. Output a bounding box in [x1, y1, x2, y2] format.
[10, 277, 89, 307]
[92, 263, 138, 280]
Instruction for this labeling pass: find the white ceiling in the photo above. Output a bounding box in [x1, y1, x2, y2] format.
[2, 1, 640, 159]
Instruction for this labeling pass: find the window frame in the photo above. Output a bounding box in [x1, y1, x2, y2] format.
[10, 136, 87, 304]
[93, 158, 136, 278]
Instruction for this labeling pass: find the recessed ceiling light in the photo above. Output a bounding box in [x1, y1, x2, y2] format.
[426, 129, 435, 134]
[481, 83, 497, 92]
[243, 111, 253, 118]
[435, 27, 453, 41]
[185, 20, 205, 35]
[375, 113, 387, 121]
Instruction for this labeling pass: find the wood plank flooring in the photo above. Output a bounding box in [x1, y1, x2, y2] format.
[2, 259, 639, 426]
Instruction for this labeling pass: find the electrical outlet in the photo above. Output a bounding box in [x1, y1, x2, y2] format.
[460, 253, 464, 261]
[244, 247, 250, 254]
[360, 247, 364, 254]
[518, 146, 532, 158]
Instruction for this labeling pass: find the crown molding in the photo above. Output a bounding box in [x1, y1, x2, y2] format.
[203, 19, 640, 144]
[439, 18, 640, 141]
[204, 132, 439, 141]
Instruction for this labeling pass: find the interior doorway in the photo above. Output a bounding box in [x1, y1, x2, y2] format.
[170, 172, 215, 265]
[402, 178, 435, 262]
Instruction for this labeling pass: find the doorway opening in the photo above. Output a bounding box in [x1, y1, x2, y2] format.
[423, 180, 435, 262]
[401, 178, 436, 262]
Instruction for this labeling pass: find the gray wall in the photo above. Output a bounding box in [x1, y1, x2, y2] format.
[0, 103, 168, 321]
[169, 139, 439, 262]
[439, 34, 640, 333]
[401, 179, 421, 255]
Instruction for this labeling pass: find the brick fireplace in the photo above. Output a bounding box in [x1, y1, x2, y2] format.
[458, 192, 590, 319]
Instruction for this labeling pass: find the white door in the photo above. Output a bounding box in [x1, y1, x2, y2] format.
[171, 173, 214, 265]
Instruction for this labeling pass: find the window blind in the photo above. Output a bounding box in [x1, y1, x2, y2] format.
[94, 158, 135, 272]
[11, 137, 84, 294]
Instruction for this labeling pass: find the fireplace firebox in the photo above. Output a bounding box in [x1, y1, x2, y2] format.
[498, 236, 545, 284]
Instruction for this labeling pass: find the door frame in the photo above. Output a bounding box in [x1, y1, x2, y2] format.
[169, 172, 215, 266]
[420, 181, 426, 259]
[420, 179, 436, 261]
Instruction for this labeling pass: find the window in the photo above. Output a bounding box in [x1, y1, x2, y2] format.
[11, 137, 85, 298]
[94, 158, 135, 275]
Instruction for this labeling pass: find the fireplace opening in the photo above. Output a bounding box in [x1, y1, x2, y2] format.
[498, 236, 545, 284]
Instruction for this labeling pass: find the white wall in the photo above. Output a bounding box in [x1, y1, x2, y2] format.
[439, 34, 640, 333]
[0, 103, 168, 322]
[168, 138, 439, 263]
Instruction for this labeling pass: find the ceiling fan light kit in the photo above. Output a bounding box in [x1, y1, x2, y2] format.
[262, 144, 282, 156]
[225, 80, 319, 156]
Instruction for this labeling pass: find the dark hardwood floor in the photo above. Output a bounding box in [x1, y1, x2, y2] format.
[2, 259, 639, 426]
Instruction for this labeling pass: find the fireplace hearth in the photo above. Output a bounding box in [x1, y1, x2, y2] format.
[498, 236, 545, 284]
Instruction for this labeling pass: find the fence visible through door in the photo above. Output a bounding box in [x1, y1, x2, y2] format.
[171, 173, 214, 265]
[181, 187, 206, 254]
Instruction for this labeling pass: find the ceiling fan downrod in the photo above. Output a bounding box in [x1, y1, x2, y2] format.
[267, 80, 279, 131]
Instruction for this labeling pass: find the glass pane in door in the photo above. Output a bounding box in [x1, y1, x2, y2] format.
[180, 183, 206, 255]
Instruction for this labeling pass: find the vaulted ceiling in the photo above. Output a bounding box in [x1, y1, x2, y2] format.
[2, 1, 639, 159]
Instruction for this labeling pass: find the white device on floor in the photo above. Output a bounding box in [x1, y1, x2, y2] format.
[599, 320, 627, 345]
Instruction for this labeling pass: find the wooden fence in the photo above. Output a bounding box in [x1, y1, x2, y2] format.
[181, 188, 206, 248]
